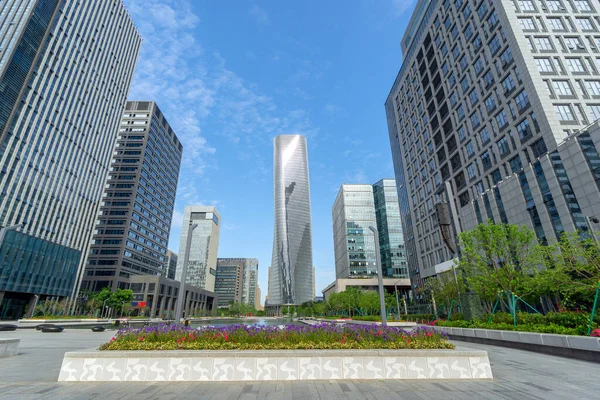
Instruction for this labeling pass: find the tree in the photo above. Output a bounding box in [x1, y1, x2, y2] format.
[536, 232, 600, 309]
[358, 291, 380, 316]
[458, 221, 545, 303]
[424, 269, 467, 318]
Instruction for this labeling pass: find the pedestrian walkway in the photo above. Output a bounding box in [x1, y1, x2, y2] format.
[1, 329, 598, 399]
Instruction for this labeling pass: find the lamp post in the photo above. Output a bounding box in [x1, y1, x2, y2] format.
[102, 298, 109, 318]
[369, 226, 387, 327]
[394, 281, 401, 319]
[175, 222, 198, 324]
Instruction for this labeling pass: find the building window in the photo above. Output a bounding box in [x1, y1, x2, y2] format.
[554, 105, 575, 121]
[497, 137, 511, 156]
[574, 1, 592, 12]
[515, 90, 530, 111]
[566, 58, 586, 73]
[519, 18, 535, 31]
[547, 18, 565, 31]
[509, 155, 523, 173]
[519, 1, 535, 12]
[534, 37, 553, 51]
[578, 132, 600, 190]
[585, 81, 600, 96]
[480, 128, 491, 144]
[535, 58, 554, 72]
[517, 119, 532, 140]
[531, 138, 548, 158]
[576, 18, 594, 31]
[553, 81, 573, 96]
[481, 151, 492, 170]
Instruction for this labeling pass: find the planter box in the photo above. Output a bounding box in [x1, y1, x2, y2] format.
[0, 339, 19, 358]
[58, 349, 493, 382]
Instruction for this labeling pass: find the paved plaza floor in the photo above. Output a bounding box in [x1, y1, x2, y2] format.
[0, 328, 599, 399]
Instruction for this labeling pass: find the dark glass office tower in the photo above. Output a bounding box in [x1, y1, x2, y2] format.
[82, 101, 183, 292]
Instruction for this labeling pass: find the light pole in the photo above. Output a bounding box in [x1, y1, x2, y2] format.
[369, 226, 387, 327]
[175, 222, 198, 324]
[394, 282, 401, 319]
[102, 298, 109, 318]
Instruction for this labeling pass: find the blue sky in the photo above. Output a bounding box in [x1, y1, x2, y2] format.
[122, 0, 417, 302]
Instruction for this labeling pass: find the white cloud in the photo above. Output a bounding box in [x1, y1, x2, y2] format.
[123, 0, 215, 173]
[391, 0, 416, 18]
[249, 4, 269, 25]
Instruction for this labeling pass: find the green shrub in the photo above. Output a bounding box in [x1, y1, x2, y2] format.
[546, 311, 588, 328]
[449, 313, 464, 321]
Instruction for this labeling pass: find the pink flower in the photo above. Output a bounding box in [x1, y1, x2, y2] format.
[591, 329, 600, 338]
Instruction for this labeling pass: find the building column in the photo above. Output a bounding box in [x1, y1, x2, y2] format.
[150, 295, 157, 318]
[159, 296, 167, 319]
[166, 297, 174, 320]
[0, 291, 5, 305]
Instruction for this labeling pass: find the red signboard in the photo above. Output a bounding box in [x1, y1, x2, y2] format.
[132, 301, 147, 308]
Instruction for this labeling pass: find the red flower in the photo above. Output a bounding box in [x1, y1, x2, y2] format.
[138, 337, 144, 341]
[591, 329, 600, 338]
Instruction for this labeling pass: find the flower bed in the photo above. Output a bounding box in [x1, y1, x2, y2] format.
[99, 323, 453, 351]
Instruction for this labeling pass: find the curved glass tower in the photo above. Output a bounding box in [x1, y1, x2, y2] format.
[269, 135, 314, 305]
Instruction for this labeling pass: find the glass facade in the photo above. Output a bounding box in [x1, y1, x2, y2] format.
[373, 179, 408, 279]
[269, 135, 314, 305]
[215, 258, 258, 308]
[0, 229, 80, 297]
[82, 102, 183, 292]
[176, 207, 220, 292]
[0, 0, 141, 305]
[333, 180, 409, 281]
[333, 185, 377, 279]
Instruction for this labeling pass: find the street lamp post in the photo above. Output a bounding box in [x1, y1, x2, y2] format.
[369, 226, 387, 327]
[102, 298, 109, 318]
[394, 282, 401, 319]
[175, 222, 198, 324]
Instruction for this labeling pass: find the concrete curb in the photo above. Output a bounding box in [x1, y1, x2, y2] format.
[436, 327, 600, 362]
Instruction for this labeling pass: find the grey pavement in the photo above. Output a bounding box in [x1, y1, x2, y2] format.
[0, 328, 599, 399]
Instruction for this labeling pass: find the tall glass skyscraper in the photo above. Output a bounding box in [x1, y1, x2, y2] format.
[269, 135, 314, 305]
[0, 0, 140, 318]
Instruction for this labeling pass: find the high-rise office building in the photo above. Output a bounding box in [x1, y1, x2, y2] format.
[385, 0, 600, 294]
[215, 258, 258, 308]
[215, 258, 244, 308]
[269, 135, 314, 306]
[241, 258, 259, 307]
[166, 251, 178, 281]
[373, 179, 409, 279]
[82, 102, 182, 292]
[332, 180, 408, 280]
[333, 184, 378, 279]
[176, 206, 220, 292]
[0, 0, 140, 318]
